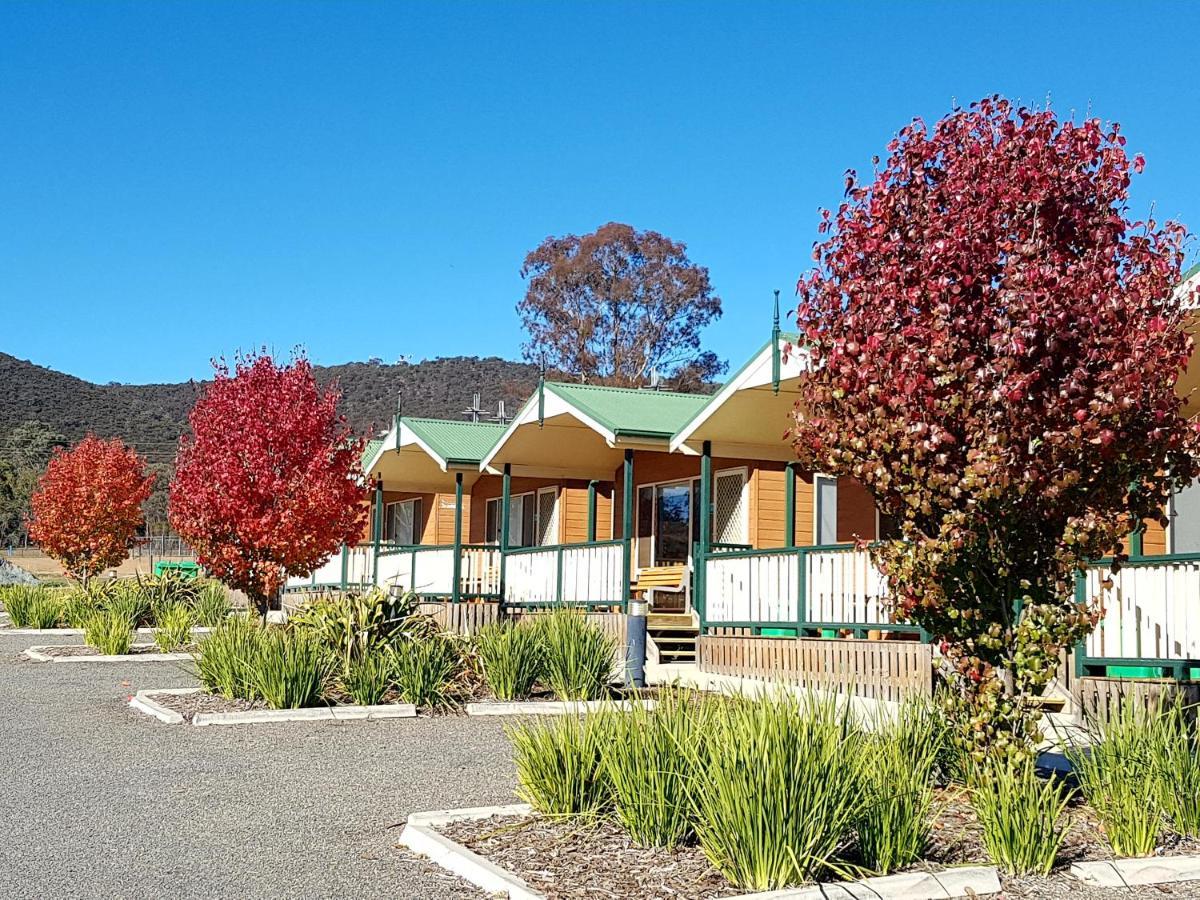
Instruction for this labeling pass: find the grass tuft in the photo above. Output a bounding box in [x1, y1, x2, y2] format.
[970, 757, 1073, 875]
[535, 609, 616, 701]
[153, 602, 194, 652]
[475, 621, 543, 701]
[508, 713, 611, 817]
[83, 609, 135, 656]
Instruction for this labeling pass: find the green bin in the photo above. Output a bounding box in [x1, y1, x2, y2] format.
[761, 627, 797, 638]
[820, 628, 838, 639]
[153, 560, 201, 579]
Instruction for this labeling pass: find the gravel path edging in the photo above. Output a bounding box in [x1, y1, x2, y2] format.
[403, 805, 1002, 900]
[1070, 855, 1200, 887]
[129, 688, 199, 724]
[22, 644, 193, 663]
[193, 704, 418, 727]
[465, 699, 656, 716]
[400, 804, 542, 899]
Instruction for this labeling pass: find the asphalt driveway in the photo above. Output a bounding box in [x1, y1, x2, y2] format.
[0, 631, 514, 899]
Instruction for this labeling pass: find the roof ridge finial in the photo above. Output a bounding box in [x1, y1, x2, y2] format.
[394, 392, 402, 451]
[538, 354, 547, 429]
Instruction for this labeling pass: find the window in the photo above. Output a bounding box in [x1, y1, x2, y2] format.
[384, 498, 420, 545]
[484, 490, 557, 548]
[815, 475, 838, 545]
[713, 468, 748, 545]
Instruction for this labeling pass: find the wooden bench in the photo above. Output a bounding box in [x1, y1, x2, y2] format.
[631, 564, 690, 611]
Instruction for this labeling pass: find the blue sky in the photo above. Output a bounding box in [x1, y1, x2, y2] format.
[2, 1, 1197, 385]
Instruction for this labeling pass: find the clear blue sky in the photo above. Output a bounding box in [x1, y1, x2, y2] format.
[2, 1, 1197, 385]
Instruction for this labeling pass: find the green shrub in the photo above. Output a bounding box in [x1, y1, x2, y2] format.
[857, 703, 940, 874]
[475, 621, 542, 700]
[291, 589, 408, 675]
[249, 628, 329, 709]
[601, 690, 705, 848]
[970, 758, 1073, 875]
[190, 581, 232, 627]
[389, 635, 461, 708]
[62, 589, 100, 628]
[535, 609, 616, 701]
[508, 713, 610, 816]
[102, 581, 151, 627]
[153, 603, 194, 652]
[83, 610, 135, 656]
[141, 571, 199, 622]
[1067, 699, 1164, 857]
[689, 693, 866, 890]
[195, 617, 265, 700]
[341, 651, 393, 706]
[2, 585, 65, 628]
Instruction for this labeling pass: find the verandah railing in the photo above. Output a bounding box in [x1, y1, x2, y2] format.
[376, 543, 502, 600]
[702, 543, 1200, 677]
[504, 539, 626, 609]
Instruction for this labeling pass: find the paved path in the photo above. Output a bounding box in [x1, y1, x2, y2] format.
[0, 631, 514, 899]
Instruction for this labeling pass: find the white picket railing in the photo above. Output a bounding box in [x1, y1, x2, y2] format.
[376, 545, 501, 598]
[807, 548, 892, 626]
[285, 544, 373, 591]
[706, 549, 799, 624]
[1083, 557, 1200, 661]
[505, 541, 625, 606]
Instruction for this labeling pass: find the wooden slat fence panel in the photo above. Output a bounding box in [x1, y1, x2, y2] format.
[1074, 676, 1200, 725]
[698, 635, 932, 703]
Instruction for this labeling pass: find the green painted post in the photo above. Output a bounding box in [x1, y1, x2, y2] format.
[452, 472, 464, 604]
[372, 477, 384, 585]
[1130, 528, 1145, 559]
[587, 480, 598, 542]
[784, 462, 796, 549]
[797, 546, 808, 635]
[771, 290, 781, 395]
[698, 441, 712, 625]
[340, 544, 348, 591]
[622, 449, 634, 612]
[1073, 568, 1087, 678]
[556, 546, 564, 603]
[500, 463, 511, 608]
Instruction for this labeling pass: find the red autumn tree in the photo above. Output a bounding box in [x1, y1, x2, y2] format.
[29, 435, 156, 585]
[792, 97, 1198, 758]
[169, 353, 367, 616]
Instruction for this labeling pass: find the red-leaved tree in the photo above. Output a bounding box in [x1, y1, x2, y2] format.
[792, 97, 1198, 758]
[29, 435, 156, 585]
[169, 353, 367, 616]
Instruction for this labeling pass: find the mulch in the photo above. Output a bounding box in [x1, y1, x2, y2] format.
[436, 791, 1200, 900]
[147, 690, 267, 723]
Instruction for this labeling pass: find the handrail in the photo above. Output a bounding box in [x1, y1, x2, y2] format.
[503, 539, 624, 557]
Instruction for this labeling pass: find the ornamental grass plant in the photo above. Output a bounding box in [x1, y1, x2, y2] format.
[475, 620, 543, 701]
[195, 616, 265, 700]
[83, 609, 135, 656]
[190, 581, 233, 627]
[1152, 699, 1200, 838]
[389, 634, 461, 708]
[689, 692, 867, 890]
[856, 702, 940, 874]
[153, 602, 194, 652]
[249, 628, 329, 709]
[1067, 698, 1165, 857]
[601, 690, 707, 849]
[969, 756, 1073, 876]
[508, 712, 610, 817]
[535, 608, 616, 701]
[341, 650, 393, 706]
[1, 585, 65, 628]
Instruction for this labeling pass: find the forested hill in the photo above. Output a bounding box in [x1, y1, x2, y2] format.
[0, 351, 541, 466]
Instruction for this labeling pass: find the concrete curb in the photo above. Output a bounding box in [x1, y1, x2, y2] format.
[465, 699, 655, 717]
[400, 805, 1002, 899]
[192, 703, 417, 727]
[128, 687, 199, 724]
[1070, 855, 1200, 887]
[399, 804, 542, 900]
[22, 644, 193, 663]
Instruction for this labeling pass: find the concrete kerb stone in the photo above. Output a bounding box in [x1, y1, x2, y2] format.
[2, 626, 213, 637]
[400, 804, 542, 900]
[465, 699, 655, 717]
[128, 687, 200, 724]
[192, 704, 417, 727]
[1070, 856, 1200, 888]
[22, 644, 194, 663]
[402, 804, 1003, 900]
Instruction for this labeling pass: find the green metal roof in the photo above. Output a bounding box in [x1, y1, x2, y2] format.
[543, 382, 709, 438]
[1183, 262, 1200, 283]
[402, 417, 507, 464]
[361, 438, 383, 469]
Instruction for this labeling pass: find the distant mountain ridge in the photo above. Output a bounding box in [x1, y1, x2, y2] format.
[0, 351, 541, 464]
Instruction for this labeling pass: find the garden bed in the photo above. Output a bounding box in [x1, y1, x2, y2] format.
[424, 808, 1200, 900]
[22, 643, 193, 663]
[130, 687, 416, 726]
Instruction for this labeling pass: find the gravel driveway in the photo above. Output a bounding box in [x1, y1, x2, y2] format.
[0, 631, 513, 899]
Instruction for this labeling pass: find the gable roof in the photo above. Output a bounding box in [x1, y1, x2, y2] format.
[402, 417, 507, 465]
[542, 382, 710, 439]
[361, 438, 384, 470]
